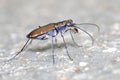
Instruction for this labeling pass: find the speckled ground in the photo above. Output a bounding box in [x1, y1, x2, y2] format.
[0, 0, 120, 80]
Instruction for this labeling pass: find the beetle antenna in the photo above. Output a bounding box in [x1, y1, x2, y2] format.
[74, 23, 100, 32]
[7, 39, 32, 61]
[75, 26, 95, 46]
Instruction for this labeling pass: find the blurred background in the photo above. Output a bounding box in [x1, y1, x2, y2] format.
[0, 0, 120, 80]
[0, 0, 119, 48]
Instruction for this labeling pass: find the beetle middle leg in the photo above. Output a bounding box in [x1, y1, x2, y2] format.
[51, 35, 55, 64]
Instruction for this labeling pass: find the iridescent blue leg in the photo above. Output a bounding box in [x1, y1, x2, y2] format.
[6, 39, 32, 61]
[60, 32, 73, 61]
[51, 35, 55, 64]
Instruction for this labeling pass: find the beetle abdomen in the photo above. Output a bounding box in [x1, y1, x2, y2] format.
[27, 23, 55, 38]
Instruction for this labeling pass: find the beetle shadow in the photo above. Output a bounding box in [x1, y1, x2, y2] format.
[28, 41, 78, 52]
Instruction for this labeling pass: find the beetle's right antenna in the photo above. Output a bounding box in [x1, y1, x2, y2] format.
[7, 39, 32, 61]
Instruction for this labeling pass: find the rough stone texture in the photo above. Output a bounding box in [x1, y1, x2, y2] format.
[0, 0, 120, 80]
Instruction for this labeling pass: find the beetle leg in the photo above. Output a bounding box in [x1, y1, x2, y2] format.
[70, 30, 82, 47]
[51, 32, 55, 64]
[7, 39, 32, 61]
[60, 32, 73, 61]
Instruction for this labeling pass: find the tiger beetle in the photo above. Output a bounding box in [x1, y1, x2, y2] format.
[8, 19, 100, 64]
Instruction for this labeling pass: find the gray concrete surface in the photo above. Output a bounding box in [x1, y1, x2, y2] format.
[0, 0, 120, 80]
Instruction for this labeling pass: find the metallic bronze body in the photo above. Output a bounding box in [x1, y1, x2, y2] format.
[27, 23, 55, 38]
[7, 19, 100, 64]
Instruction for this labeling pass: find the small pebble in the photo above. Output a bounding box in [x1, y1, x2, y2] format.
[79, 62, 88, 67]
[103, 47, 117, 53]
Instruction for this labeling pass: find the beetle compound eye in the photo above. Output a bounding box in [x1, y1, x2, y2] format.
[68, 19, 73, 23]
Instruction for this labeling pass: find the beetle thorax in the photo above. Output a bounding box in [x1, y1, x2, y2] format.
[66, 19, 73, 26]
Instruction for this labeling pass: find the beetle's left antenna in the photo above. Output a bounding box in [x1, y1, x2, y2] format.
[7, 39, 32, 61]
[74, 23, 100, 32]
